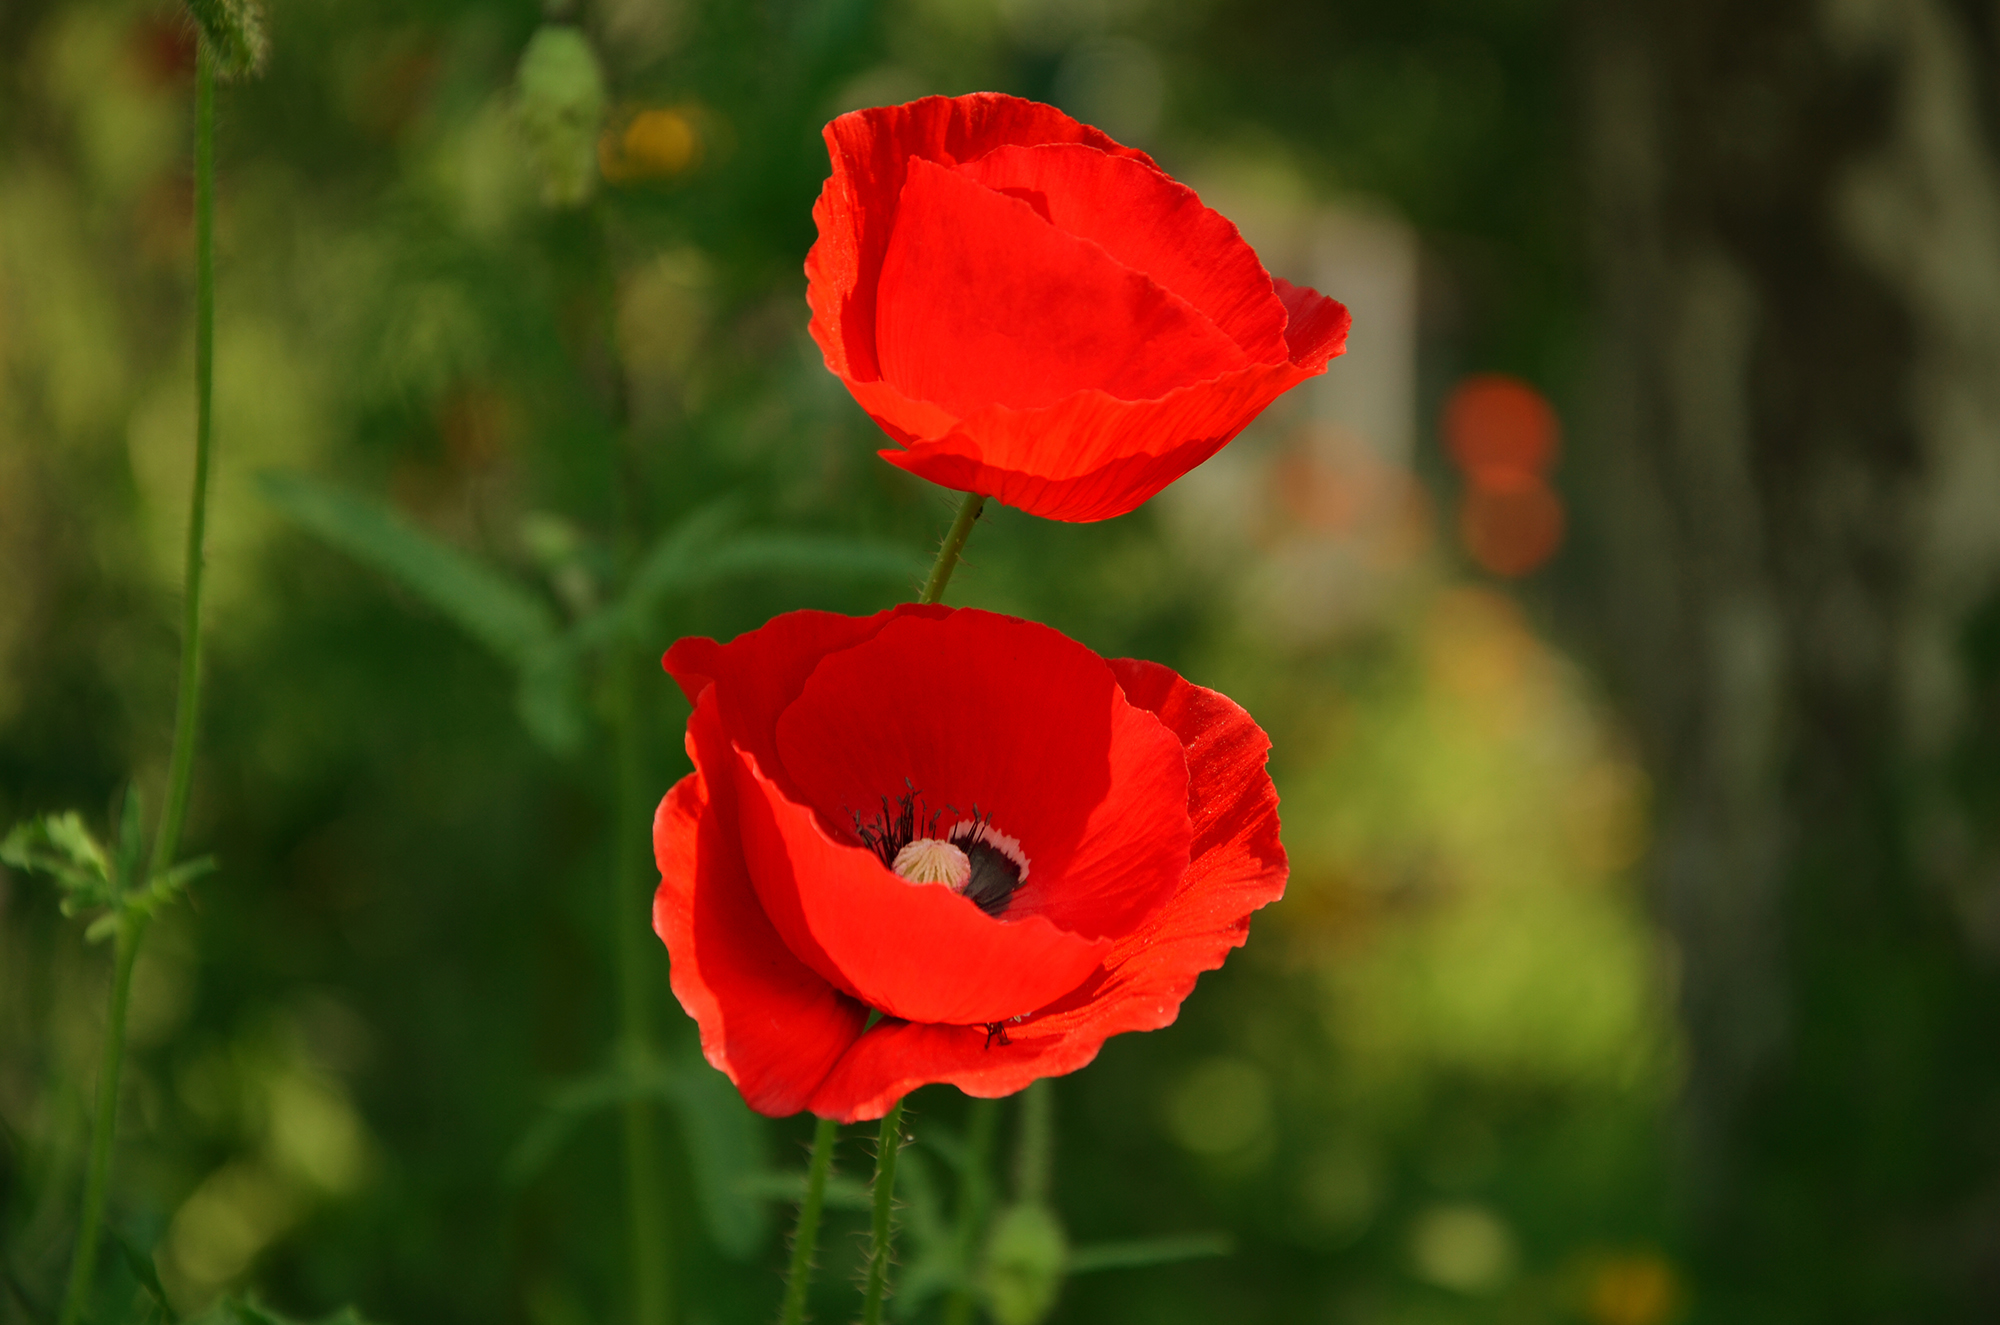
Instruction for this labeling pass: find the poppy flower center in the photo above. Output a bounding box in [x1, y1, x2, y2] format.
[892, 838, 970, 888]
[856, 788, 1029, 918]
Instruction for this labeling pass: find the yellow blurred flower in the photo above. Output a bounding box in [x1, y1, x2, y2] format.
[1587, 1251, 1680, 1325]
[600, 106, 701, 183]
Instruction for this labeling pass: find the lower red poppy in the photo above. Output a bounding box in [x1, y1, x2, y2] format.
[652, 605, 1287, 1121]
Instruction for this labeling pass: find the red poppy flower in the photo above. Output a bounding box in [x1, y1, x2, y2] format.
[806, 93, 1352, 523]
[652, 605, 1286, 1121]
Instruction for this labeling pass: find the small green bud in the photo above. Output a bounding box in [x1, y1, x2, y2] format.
[983, 1202, 1068, 1325]
[185, 0, 269, 79]
[515, 25, 607, 208]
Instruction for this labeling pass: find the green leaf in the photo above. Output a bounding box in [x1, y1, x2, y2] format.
[568, 503, 740, 653]
[153, 856, 218, 892]
[3, 813, 117, 905]
[504, 1058, 771, 1258]
[692, 534, 924, 590]
[513, 644, 587, 756]
[1065, 1232, 1233, 1274]
[127, 856, 216, 929]
[572, 508, 926, 654]
[502, 1068, 638, 1185]
[0, 1255, 49, 1325]
[259, 471, 558, 666]
[665, 1061, 770, 1259]
[625, 502, 744, 609]
[111, 1227, 179, 1324]
[187, 1295, 384, 1325]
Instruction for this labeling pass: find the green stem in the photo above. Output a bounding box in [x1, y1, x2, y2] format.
[149, 45, 216, 883]
[942, 1098, 999, 1325]
[57, 916, 147, 1325]
[61, 47, 217, 1325]
[778, 1116, 838, 1325]
[918, 493, 986, 605]
[861, 1099, 906, 1325]
[610, 650, 670, 1325]
[595, 173, 669, 1325]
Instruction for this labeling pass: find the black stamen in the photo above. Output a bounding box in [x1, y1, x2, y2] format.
[855, 789, 1026, 918]
[984, 1021, 1011, 1048]
[853, 782, 943, 869]
[951, 810, 1024, 917]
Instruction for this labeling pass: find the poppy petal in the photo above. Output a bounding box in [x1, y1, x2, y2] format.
[806, 1017, 1109, 1123]
[730, 743, 1114, 1025]
[798, 660, 1283, 1121]
[1274, 276, 1352, 371]
[663, 604, 951, 801]
[955, 144, 1289, 363]
[878, 355, 1332, 522]
[773, 610, 1190, 940]
[807, 93, 1157, 383]
[653, 767, 868, 1117]
[1076, 657, 1287, 1015]
[876, 157, 1249, 415]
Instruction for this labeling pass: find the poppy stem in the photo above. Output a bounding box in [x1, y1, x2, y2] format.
[919, 492, 987, 605]
[60, 46, 215, 1325]
[861, 1099, 907, 1325]
[778, 1115, 838, 1325]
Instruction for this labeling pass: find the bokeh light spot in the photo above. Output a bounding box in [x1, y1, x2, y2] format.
[600, 106, 701, 183]
[1460, 470, 1565, 577]
[1443, 372, 1560, 482]
[1165, 1056, 1274, 1159]
[1409, 1202, 1518, 1293]
[1586, 1252, 1680, 1325]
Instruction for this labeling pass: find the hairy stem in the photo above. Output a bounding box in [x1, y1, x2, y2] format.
[778, 1116, 838, 1325]
[942, 1097, 1000, 1325]
[861, 1100, 907, 1325]
[918, 492, 986, 605]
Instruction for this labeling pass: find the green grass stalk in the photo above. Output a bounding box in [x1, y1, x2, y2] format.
[150, 44, 217, 882]
[610, 649, 671, 1325]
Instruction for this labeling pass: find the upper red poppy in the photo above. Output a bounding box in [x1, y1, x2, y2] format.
[653, 605, 1286, 1122]
[806, 93, 1352, 523]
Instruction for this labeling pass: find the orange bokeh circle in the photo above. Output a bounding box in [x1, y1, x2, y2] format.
[1459, 470, 1564, 577]
[1443, 373, 1560, 486]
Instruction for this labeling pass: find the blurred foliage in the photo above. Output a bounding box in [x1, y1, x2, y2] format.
[0, 0, 1682, 1323]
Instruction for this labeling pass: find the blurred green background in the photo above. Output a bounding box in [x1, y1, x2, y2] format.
[6, 0, 1999, 1322]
